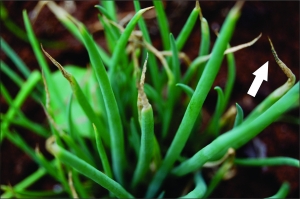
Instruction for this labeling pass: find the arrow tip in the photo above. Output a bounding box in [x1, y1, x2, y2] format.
[253, 61, 268, 81]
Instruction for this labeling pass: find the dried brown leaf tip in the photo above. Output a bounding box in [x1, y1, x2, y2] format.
[137, 54, 150, 112]
[41, 44, 72, 81]
[268, 37, 295, 86]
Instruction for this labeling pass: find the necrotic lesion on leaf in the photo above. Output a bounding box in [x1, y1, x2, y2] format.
[137, 53, 150, 115]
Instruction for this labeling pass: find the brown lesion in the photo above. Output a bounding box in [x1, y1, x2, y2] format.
[41, 44, 72, 81]
[268, 37, 296, 86]
[137, 54, 150, 114]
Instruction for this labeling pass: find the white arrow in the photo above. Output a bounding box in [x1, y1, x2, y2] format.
[247, 61, 268, 97]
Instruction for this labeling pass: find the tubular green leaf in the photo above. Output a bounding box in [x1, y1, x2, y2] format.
[197, 2, 211, 80]
[1, 4, 64, 48]
[235, 157, 299, 168]
[176, 3, 200, 51]
[1, 6, 31, 44]
[206, 86, 225, 137]
[1, 187, 63, 198]
[22, 11, 51, 84]
[132, 58, 155, 187]
[1, 71, 41, 141]
[23, 10, 64, 110]
[95, 5, 114, 21]
[176, 83, 194, 98]
[153, 0, 170, 50]
[46, 2, 110, 67]
[180, 171, 207, 198]
[79, 24, 126, 185]
[41, 47, 110, 147]
[0, 114, 49, 138]
[199, 17, 210, 57]
[0, 37, 30, 78]
[1, 61, 23, 86]
[146, 2, 244, 197]
[133, 1, 161, 91]
[170, 33, 180, 83]
[0, 165, 48, 198]
[93, 124, 113, 179]
[61, 134, 95, 166]
[172, 82, 299, 176]
[66, 94, 93, 162]
[132, 105, 155, 188]
[233, 103, 244, 127]
[197, 17, 210, 78]
[109, 6, 154, 79]
[0, 83, 14, 105]
[160, 33, 181, 137]
[1, 60, 42, 101]
[49, 143, 134, 198]
[268, 182, 290, 199]
[97, 14, 118, 53]
[223, 47, 236, 113]
[101, 1, 117, 22]
[129, 118, 141, 158]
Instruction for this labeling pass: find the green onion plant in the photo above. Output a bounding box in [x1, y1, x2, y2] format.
[1, 1, 299, 198]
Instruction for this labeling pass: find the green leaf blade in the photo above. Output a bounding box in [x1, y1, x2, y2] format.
[79, 25, 126, 185]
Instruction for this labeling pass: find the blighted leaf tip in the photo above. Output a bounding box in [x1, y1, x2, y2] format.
[41, 45, 72, 80]
[138, 53, 150, 111]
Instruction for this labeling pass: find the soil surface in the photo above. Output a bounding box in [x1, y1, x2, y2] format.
[1, 1, 299, 198]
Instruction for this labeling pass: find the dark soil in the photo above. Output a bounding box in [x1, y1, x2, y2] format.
[1, 1, 299, 198]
